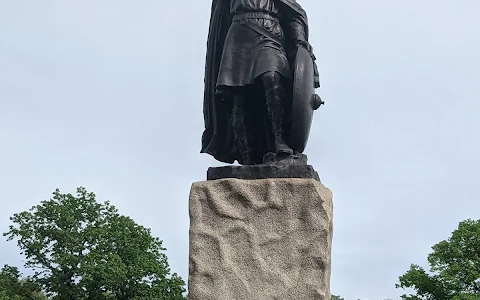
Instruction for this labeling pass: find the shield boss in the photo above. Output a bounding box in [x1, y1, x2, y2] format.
[288, 45, 323, 153]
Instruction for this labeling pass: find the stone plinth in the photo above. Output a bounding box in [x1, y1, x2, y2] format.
[207, 164, 320, 182]
[188, 178, 333, 300]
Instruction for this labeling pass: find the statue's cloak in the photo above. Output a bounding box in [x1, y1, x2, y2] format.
[201, 0, 314, 164]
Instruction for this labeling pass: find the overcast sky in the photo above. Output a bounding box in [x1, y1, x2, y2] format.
[1, 1, 479, 299]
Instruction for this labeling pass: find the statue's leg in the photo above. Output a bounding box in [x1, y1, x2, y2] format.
[262, 71, 293, 155]
[231, 91, 254, 165]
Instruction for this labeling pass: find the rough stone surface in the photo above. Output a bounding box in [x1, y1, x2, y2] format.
[207, 164, 320, 182]
[189, 178, 333, 300]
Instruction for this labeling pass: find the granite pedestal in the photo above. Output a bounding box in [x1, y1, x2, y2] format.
[188, 175, 333, 300]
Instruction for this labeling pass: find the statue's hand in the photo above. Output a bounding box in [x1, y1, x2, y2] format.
[296, 40, 310, 50]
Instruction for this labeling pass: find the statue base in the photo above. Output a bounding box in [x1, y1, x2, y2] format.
[207, 153, 320, 181]
[188, 178, 333, 300]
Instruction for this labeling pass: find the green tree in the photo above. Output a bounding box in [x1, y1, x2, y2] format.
[4, 187, 186, 300]
[396, 219, 480, 300]
[331, 295, 345, 300]
[0, 265, 45, 300]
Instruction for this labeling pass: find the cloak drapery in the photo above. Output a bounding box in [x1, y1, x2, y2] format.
[201, 0, 318, 164]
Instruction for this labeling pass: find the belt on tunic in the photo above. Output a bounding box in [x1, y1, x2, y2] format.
[233, 18, 283, 45]
[232, 12, 279, 23]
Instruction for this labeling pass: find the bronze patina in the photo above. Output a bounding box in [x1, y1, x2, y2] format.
[201, 0, 323, 165]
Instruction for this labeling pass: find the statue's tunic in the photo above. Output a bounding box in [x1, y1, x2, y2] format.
[216, 0, 291, 89]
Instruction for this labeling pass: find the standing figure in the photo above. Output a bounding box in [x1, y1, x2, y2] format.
[201, 0, 320, 165]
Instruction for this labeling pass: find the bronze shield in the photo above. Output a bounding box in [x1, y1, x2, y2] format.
[288, 45, 323, 153]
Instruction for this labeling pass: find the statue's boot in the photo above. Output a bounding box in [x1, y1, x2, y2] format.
[263, 72, 293, 155]
[232, 93, 254, 165]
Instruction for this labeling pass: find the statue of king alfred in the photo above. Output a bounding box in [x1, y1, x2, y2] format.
[201, 0, 322, 165]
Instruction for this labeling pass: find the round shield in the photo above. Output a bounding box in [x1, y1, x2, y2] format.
[288, 45, 323, 153]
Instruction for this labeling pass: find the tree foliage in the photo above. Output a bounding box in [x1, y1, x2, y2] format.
[396, 219, 480, 300]
[0, 265, 45, 300]
[4, 187, 186, 300]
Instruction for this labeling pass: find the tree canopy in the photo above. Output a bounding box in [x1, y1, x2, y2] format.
[0, 265, 45, 300]
[4, 187, 186, 300]
[396, 219, 480, 300]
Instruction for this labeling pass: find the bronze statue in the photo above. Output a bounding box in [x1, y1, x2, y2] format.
[201, 0, 322, 165]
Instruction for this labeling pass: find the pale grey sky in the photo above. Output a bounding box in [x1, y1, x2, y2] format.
[0, 1, 479, 299]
